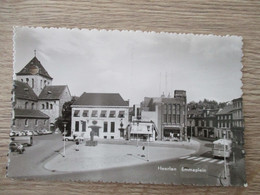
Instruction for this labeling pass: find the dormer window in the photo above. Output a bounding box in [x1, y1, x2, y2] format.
[47, 91, 52, 94]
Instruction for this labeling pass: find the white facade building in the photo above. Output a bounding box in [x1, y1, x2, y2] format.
[71, 93, 129, 140]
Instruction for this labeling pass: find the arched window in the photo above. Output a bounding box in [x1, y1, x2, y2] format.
[42, 104, 45, 109]
[46, 102, 49, 109]
[21, 79, 23, 82]
[44, 80, 47, 86]
[35, 119, 38, 126]
[25, 119, 28, 126]
[26, 78, 29, 83]
[50, 104, 53, 109]
[31, 103, 35, 110]
[40, 80, 42, 89]
[32, 78, 34, 88]
[25, 102, 28, 109]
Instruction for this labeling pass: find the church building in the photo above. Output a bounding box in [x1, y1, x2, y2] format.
[12, 52, 72, 132]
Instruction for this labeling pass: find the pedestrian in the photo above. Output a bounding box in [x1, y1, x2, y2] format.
[75, 139, 79, 151]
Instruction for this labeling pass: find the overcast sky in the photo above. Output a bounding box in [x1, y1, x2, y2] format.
[14, 27, 243, 105]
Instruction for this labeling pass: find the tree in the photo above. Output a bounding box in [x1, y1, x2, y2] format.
[54, 96, 77, 135]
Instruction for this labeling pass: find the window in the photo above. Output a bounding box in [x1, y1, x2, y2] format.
[26, 78, 29, 83]
[176, 105, 180, 115]
[12, 119, 15, 126]
[50, 104, 53, 109]
[24, 102, 28, 109]
[82, 110, 89, 117]
[44, 80, 47, 86]
[21, 79, 23, 82]
[91, 110, 98, 117]
[104, 136, 107, 139]
[100, 110, 107, 117]
[111, 122, 115, 133]
[44, 120, 47, 125]
[35, 119, 38, 126]
[31, 103, 35, 110]
[164, 114, 167, 123]
[172, 114, 176, 123]
[111, 136, 114, 139]
[209, 120, 213, 127]
[46, 102, 49, 109]
[40, 80, 42, 89]
[109, 111, 116, 118]
[177, 115, 180, 123]
[82, 121, 86, 132]
[73, 110, 80, 117]
[75, 121, 79, 132]
[25, 119, 28, 126]
[42, 104, 45, 109]
[118, 111, 125, 118]
[103, 122, 108, 132]
[32, 78, 34, 88]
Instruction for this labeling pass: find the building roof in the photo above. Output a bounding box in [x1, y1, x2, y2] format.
[216, 104, 234, 115]
[38, 85, 67, 100]
[14, 109, 49, 119]
[13, 80, 38, 101]
[16, 57, 53, 79]
[73, 92, 129, 107]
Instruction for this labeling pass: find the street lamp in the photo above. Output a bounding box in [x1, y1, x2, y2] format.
[62, 121, 68, 157]
[147, 125, 150, 162]
[223, 129, 227, 179]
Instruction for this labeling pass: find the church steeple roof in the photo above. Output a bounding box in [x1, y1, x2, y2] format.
[16, 56, 53, 80]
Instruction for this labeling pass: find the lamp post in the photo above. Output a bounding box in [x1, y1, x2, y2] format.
[223, 129, 227, 179]
[62, 121, 68, 157]
[147, 125, 150, 162]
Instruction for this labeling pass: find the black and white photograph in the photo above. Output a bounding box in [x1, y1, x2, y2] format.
[8, 26, 246, 186]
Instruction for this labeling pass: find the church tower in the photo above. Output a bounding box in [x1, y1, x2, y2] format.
[16, 51, 53, 96]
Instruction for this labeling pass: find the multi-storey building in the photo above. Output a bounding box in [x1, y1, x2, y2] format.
[141, 90, 187, 141]
[71, 92, 129, 139]
[232, 97, 244, 144]
[215, 104, 234, 139]
[187, 107, 218, 139]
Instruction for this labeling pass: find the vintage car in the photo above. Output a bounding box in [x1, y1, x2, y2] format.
[9, 142, 25, 154]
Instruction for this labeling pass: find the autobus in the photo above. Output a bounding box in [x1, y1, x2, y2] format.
[212, 139, 232, 158]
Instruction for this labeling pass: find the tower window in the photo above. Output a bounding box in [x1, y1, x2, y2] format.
[26, 78, 29, 83]
[25, 102, 28, 109]
[42, 104, 45, 109]
[32, 78, 34, 88]
[46, 102, 49, 109]
[31, 103, 35, 110]
[25, 119, 28, 126]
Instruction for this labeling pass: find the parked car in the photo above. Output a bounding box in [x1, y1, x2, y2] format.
[36, 130, 43, 135]
[32, 130, 38, 136]
[9, 142, 25, 154]
[10, 131, 17, 137]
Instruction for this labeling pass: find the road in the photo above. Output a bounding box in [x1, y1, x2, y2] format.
[8, 135, 228, 185]
[8, 133, 73, 177]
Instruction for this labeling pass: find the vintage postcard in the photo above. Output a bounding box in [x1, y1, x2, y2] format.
[8, 27, 246, 186]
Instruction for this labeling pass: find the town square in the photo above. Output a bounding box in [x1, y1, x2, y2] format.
[8, 27, 246, 186]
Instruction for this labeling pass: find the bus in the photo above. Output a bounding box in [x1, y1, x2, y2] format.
[212, 139, 232, 158]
